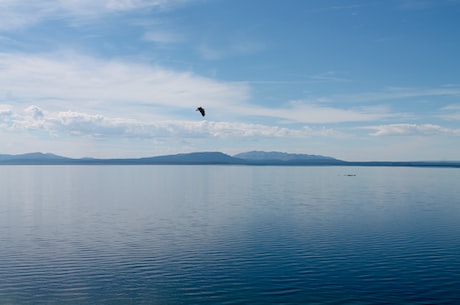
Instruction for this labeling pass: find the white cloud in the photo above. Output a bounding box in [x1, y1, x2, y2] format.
[143, 30, 184, 44]
[0, 52, 249, 116]
[0, 52, 396, 125]
[103, 0, 190, 11]
[0, 0, 193, 30]
[0, 104, 13, 116]
[441, 113, 460, 120]
[0, 104, 15, 128]
[25, 105, 45, 120]
[307, 71, 351, 83]
[364, 123, 460, 136]
[240, 102, 392, 124]
[336, 86, 460, 104]
[1, 105, 344, 140]
[440, 104, 460, 120]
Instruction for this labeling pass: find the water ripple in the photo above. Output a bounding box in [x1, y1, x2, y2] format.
[1, 166, 460, 304]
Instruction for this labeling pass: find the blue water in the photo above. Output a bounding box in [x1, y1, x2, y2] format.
[0, 165, 459, 304]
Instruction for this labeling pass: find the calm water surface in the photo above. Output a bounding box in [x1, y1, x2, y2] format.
[0, 166, 459, 304]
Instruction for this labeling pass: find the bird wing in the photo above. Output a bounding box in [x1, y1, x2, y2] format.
[196, 107, 205, 116]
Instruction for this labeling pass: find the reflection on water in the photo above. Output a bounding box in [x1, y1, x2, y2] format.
[1, 166, 459, 304]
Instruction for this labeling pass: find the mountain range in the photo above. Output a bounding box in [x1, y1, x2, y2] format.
[0, 151, 459, 167]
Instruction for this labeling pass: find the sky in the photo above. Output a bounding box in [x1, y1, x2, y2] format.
[0, 0, 459, 161]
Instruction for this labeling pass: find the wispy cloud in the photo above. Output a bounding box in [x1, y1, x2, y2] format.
[0, 0, 194, 30]
[439, 104, 460, 120]
[143, 29, 184, 44]
[306, 71, 351, 83]
[397, 0, 434, 10]
[364, 123, 460, 136]
[197, 40, 266, 61]
[239, 102, 393, 124]
[0, 51, 400, 125]
[336, 86, 460, 104]
[397, 0, 460, 10]
[0, 51, 249, 116]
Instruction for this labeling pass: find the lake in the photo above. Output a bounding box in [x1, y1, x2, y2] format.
[0, 165, 459, 304]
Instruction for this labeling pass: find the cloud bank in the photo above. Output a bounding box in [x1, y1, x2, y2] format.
[0, 105, 344, 140]
[365, 123, 460, 136]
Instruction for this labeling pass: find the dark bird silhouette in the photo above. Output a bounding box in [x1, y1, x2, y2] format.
[196, 107, 205, 117]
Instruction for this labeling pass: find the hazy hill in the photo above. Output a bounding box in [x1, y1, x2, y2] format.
[137, 152, 243, 164]
[0, 151, 342, 165]
[0, 151, 244, 165]
[0, 151, 458, 167]
[234, 151, 338, 161]
[0, 152, 71, 163]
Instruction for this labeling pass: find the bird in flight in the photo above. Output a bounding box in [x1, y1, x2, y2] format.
[196, 107, 205, 117]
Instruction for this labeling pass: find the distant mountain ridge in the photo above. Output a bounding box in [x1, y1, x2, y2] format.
[0, 151, 243, 165]
[0, 151, 459, 167]
[0, 152, 70, 162]
[137, 152, 242, 164]
[234, 151, 337, 161]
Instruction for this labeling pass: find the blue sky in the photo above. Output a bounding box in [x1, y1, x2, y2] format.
[0, 0, 459, 161]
